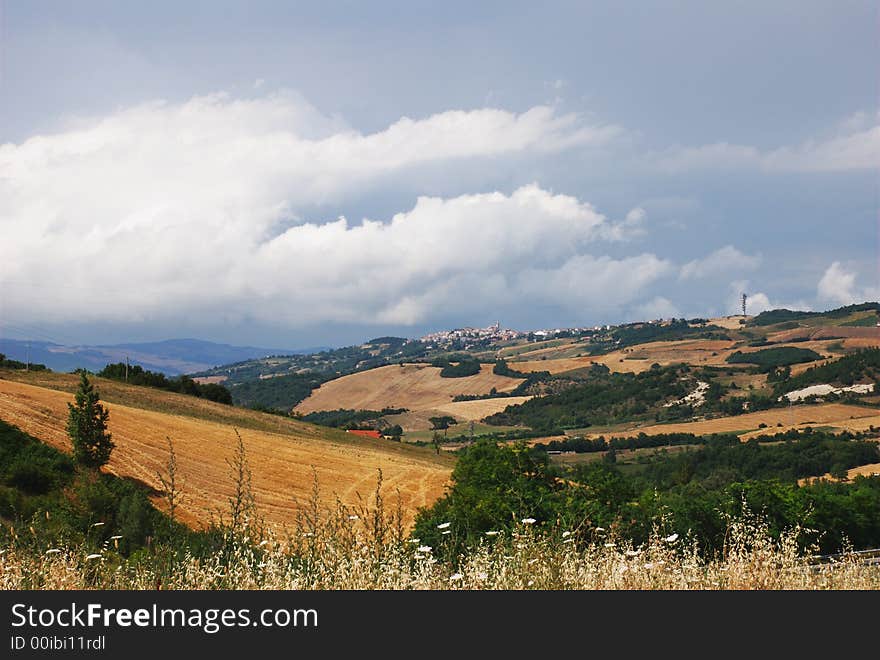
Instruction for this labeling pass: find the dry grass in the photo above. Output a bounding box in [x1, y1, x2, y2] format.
[585, 403, 878, 440]
[768, 326, 880, 343]
[430, 396, 532, 420]
[0, 377, 452, 529]
[708, 316, 749, 330]
[295, 363, 523, 414]
[3, 508, 878, 590]
[512, 339, 739, 375]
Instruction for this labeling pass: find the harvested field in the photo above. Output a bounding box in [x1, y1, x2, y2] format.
[768, 326, 880, 343]
[708, 316, 749, 330]
[582, 403, 879, 440]
[740, 412, 880, 439]
[800, 462, 880, 486]
[0, 378, 452, 529]
[513, 339, 738, 374]
[192, 375, 228, 384]
[431, 396, 532, 421]
[295, 363, 523, 414]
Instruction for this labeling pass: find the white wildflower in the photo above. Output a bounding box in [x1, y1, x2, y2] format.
[449, 573, 463, 582]
[521, 517, 536, 525]
[348, 515, 359, 520]
[417, 545, 432, 553]
[595, 527, 606, 533]
[441, 530, 451, 535]
[86, 554, 102, 560]
[625, 550, 640, 557]
[437, 522, 451, 529]
[664, 533, 679, 543]
[485, 530, 499, 536]
[45, 549, 61, 555]
[562, 531, 571, 537]
[604, 542, 616, 548]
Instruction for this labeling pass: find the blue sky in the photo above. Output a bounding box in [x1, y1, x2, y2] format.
[1, 1, 877, 348]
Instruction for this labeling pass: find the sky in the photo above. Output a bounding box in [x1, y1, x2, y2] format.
[1, 1, 878, 349]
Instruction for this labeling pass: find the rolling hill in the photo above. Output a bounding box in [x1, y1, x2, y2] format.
[0, 370, 452, 529]
[295, 363, 523, 413]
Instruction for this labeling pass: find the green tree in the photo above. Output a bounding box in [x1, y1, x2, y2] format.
[67, 372, 114, 468]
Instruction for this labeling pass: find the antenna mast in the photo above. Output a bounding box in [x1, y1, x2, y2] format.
[741, 293, 747, 317]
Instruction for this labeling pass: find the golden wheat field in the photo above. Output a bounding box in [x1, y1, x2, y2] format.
[0, 377, 452, 529]
[294, 363, 523, 414]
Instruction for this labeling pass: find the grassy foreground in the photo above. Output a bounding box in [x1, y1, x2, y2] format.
[3, 501, 879, 590]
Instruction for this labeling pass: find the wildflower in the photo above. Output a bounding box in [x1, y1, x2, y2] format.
[604, 542, 615, 548]
[441, 530, 451, 535]
[562, 531, 571, 537]
[477, 572, 488, 580]
[644, 563, 654, 570]
[417, 545, 432, 553]
[527, 580, 534, 587]
[563, 538, 574, 544]
[485, 530, 499, 536]
[46, 549, 61, 555]
[408, 538, 420, 544]
[437, 522, 451, 530]
[595, 527, 606, 533]
[521, 517, 536, 525]
[348, 515, 359, 520]
[259, 540, 269, 547]
[86, 554, 102, 560]
[109, 535, 123, 540]
[90, 522, 105, 528]
[664, 533, 679, 543]
[449, 573, 463, 582]
[528, 558, 538, 565]
[625, 550, 641, 557]
[302, 532, 314, 538]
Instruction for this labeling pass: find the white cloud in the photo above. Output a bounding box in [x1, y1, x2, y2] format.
[635, 296, 680, 321]
[1, 91, 651, 329]
[817, 262, 879, 306]
[680, 245, 761, 280]
[656, 113, 880, 173]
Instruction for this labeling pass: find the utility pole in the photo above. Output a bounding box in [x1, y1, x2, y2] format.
[125, 355, 129, 383]
[26, 341, 30, 371]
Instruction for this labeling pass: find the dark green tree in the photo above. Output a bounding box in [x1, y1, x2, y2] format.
[67, 372, 114, 468]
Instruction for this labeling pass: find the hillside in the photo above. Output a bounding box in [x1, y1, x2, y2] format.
[0, 370, 452, 528]
[295, 363, 524, 414]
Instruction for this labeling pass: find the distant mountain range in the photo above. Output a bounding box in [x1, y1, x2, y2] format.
[0, 338, 328, 375]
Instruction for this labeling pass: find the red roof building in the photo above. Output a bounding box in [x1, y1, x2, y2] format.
[346, 429, 383, 439]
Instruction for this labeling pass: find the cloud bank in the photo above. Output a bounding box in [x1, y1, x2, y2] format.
[1, 92, 664, 329]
